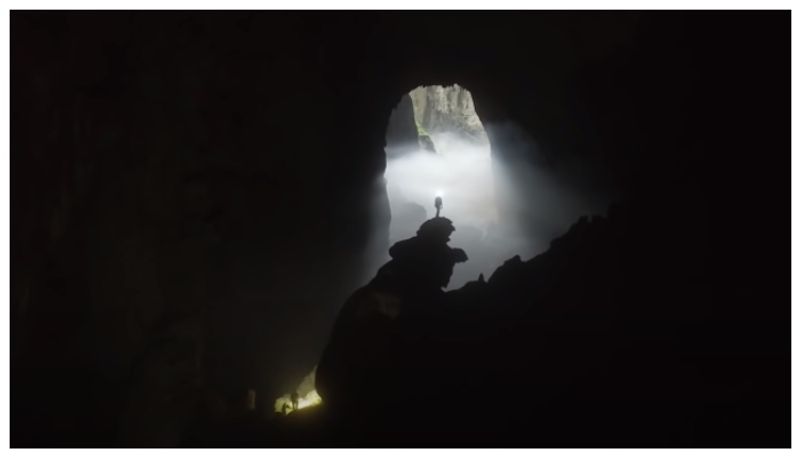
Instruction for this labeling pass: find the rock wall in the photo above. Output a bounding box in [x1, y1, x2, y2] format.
[12, 13, 390, 446]
[384, 94, 420, 157]
[310, 206, 787, 446]
[409, 84, 489, 145]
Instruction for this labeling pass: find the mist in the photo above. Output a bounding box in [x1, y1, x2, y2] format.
[381, 123, 612, 290]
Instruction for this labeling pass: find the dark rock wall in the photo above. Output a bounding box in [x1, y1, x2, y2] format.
[11, 11, 788, 446]
[384, 94, 420, 156]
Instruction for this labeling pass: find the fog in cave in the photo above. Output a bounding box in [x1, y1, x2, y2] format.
[380, 84, 610, 289]
[12, 12, 787, 448]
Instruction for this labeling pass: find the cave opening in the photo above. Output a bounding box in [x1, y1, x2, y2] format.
[382, 84, 513, 290]
[272, 81, 612, 415]
[273, 84, 503, 415]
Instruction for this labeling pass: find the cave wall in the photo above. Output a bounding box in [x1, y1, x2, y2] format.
[12, 12, 392, 445]
[384, 94, 419, 155]
[11, 11, 789, 446]
[409, 84, 488, 144]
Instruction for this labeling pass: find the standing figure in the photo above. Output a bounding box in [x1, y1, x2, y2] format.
[434, 196, 443, 218]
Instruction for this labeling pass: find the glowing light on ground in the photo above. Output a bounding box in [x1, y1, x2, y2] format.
[274, 367, 322, 414]
[274, 389, 322, 414]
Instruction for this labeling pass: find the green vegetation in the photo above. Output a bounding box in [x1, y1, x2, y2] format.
[415, 119, 430, 137]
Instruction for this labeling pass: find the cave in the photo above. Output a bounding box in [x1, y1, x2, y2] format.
[382, 84, 510, 289]
[10, 11, 790, 448]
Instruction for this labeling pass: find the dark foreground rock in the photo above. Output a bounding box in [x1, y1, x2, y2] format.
[285, 206, 787, 447]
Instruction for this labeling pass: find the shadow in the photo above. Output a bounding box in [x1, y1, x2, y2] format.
[184, 209, 788, 447]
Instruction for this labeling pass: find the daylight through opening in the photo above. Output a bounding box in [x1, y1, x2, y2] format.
[383, 84, 507, 289]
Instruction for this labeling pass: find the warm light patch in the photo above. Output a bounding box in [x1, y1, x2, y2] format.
[274, 389, 322, 414]
[274, 367, 322, 414]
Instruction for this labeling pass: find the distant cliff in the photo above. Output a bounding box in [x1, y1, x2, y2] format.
[409, 84, 489, 145]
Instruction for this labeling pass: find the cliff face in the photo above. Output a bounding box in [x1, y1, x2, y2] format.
[409, 84, 489, 145]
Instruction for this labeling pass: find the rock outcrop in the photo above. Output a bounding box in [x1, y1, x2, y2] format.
[311, 205, 786, 446]
[409, 84, 489, 145]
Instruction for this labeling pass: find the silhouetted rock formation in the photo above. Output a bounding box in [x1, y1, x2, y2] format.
[316, 217, 467, 422]
[311, 207, 787, 446]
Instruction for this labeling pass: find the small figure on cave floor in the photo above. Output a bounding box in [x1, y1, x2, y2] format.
[290, 391, 300, 411]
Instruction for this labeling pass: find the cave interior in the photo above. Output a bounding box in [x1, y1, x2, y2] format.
[10, 11, 790, 447]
